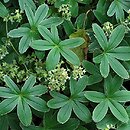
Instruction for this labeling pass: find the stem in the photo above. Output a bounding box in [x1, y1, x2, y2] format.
[83, 9, 92, 29]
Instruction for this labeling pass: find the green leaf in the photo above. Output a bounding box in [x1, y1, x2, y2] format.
[96, 114, 118, 130]
[19, 35, 32, 54]
[40, 17, 63, 28]
[73, 101, 91, 123]
[18, 0, 36, 11]
[104, 75, 123, 95]
[112, 90, 130, 102]
[24, 5, 34, 26]
[25, 96, 49, 112]
[82, 60, 99, 75]
[57, 102, 73, 124]
[30, 40, 54, 51]
[86, 74, 103, 85]
[70, 77, 77, 95]
[38, 25, 54, 43]
[0, 2, 8, 18]
[17, 98, 32, 126]
[8, 27, 30, 38]
[63, 20, 74, 36]
[0, 97, 18, 115]
[100, 54, 109, 78]
[0, 115, 8, 130]
[4, 75, 20, 94]
[108, 100, 129, 123]
[108, 46, 130, 61]
[93, 100, 108, 122]
[47, 98, 69, 109]
[92, 23, 108, 50]
[28, 85, 48, 96]
[60, 47, 80, 66]
[93, 54, 103, 63]
[117, 120, 130, 130]
[0, 87, 16, 98]
[84, 91, 106, 103]
[59, 38, 85, 49]
[34, 4, 49, 25]
[107, 0, 130, 22]
[51, 25, 60, 43]
[46, 47, 60, 70]
[108, 56, 129, 79]
[50, 91, 69, 99]
[74, 75, 88, 94]
[108, 25, 125, 50]
[21, 75, 36, 92]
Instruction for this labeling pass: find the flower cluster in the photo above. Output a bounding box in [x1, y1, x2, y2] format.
[0, 61, 28, 84]
[72, 66, 86, 80]
[46, 62, 69, 91]
[58, 4, 71, 20]
[0, 45, 9, 60]
[103, 22, 113, 37]
[123, 9, 130, 32]
[47, 0, 56, 5]
[104, 124, 116, 130]
[4, 9, 23, 23]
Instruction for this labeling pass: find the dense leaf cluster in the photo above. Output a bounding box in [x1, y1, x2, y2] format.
[0, 0, 130, 130]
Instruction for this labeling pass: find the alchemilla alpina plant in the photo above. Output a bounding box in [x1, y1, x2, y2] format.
[0, 0, 130, 130]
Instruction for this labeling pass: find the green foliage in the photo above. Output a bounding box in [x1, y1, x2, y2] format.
[47, 76, 91, 124]
[0, 0, 130, 130]
[93, 23, 130, 79]
[85, 75, 130, 123]
[0, 75, 49, 126]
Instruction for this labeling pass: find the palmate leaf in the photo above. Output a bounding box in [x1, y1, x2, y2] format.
[0, 76, 48, 126]
[8, 4, 63, 54]
[108, 100, 129, 123]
